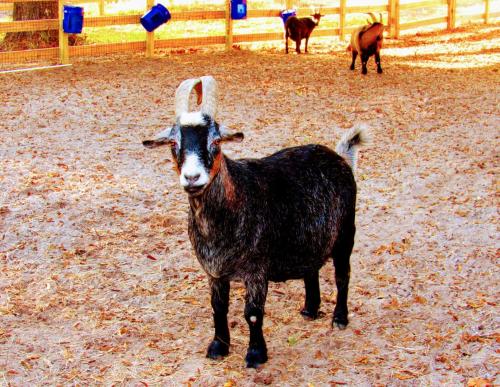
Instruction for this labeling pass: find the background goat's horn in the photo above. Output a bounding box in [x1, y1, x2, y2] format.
[367, 12, 377, 23]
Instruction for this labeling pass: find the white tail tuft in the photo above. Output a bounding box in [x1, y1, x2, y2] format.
[335, 125, 370, 171]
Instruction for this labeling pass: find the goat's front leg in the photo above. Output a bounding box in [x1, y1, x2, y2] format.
[285, 33, 289, 54]
[296, 38, 301, 54]
[305, 35, 310, 53]
[244, 276, 268, 368]
[375, 51, 383, 74]
[361, 53, 369, 74]
[361, 53, 369, 75]
[206, 278, 230, 359]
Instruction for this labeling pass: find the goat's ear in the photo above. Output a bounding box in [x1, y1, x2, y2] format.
[219, 125, 244, 143]
[143, 127, 175, 148]
[143, 138, 172, 148]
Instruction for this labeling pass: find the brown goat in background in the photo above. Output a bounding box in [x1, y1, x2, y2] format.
[348, 13, 385, 74]
[285, 10, 323, 54]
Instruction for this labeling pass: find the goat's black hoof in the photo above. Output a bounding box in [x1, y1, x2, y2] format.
[300, 308, 325, 320]
[333, 313, 349, 330]
[349, 65, 355, 71]
[245, 346, 268, 368]
[206, 339, 229, 360]
[377, 68, 383, 74]
[362, 69, 368, 75]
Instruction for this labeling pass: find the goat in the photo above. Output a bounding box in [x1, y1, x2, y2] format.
[143, 76, 369, 368]
[348, 12, 384, 74]
[285, 10, 323, 54]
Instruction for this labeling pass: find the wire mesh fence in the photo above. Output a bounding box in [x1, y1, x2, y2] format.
[0, 0, 498, 69]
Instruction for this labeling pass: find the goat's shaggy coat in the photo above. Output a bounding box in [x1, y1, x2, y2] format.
[143, 76, 368, 368]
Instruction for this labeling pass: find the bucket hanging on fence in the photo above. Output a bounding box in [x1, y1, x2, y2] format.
[63, 5, 84, 34]
[231, 0, 247, 20]
[280, 9, 296, 24]
[141, 4, 171, 32]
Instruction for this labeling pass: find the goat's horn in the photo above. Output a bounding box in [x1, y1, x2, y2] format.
[199, 75, 218, 119]
[175, 78, 202, 118]
[174, 76, 218, 119]
[367, 12, 377, 23]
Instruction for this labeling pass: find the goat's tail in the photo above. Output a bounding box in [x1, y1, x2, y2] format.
[335, 125, 370, 171]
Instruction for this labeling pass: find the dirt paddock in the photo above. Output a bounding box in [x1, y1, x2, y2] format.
[1, 24, 499, 385]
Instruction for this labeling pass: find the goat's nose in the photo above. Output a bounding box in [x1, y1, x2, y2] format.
[184, 173, 200, 184]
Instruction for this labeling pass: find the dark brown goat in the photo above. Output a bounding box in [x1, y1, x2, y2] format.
[143, 76, 369, 368]
[348, 13, 385, 74]
[285, 11, 322, 54]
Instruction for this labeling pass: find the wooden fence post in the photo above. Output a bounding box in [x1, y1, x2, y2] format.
[145, 0, 154, 58]
[485, 0, 490, 23]
[447, 0, 456, 29]
[99, 0, 105, 16]
[58, 0, 69, 64]
[225, 0, 233, 50]
[339, 0, 346, 41]
[389, 0, 399, 38]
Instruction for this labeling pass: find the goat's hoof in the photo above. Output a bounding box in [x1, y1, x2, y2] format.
[377, 68, 383, 74]
[362, 69, 368, 75]
[245, 346, 268, 368]
[333, 314, 349, 330]
[349, 65, 355, 70]
[206, 339, 229, 359]
[300, 308, 325, 320]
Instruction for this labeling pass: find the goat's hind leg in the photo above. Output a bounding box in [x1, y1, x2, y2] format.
[331, 222, 355, 329]
[350, 51, 357, 70]
[375, 51, 383, 73]
[207, 278, 230, 359]
[296, 39, 301, 54]
[300, 270, 323, 319]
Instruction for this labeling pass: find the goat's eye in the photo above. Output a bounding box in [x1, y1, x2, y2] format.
[212, 139, 221, 147]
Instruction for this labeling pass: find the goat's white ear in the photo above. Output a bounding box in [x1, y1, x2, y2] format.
[219, 125, 244, 143]
[143, 127, 174, 148]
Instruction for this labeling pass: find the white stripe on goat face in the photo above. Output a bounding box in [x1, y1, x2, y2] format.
[180, 153, 210, 187]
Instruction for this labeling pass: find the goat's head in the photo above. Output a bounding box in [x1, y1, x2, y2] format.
[143, 76, 244, 196]
[310, 8, 323, 24]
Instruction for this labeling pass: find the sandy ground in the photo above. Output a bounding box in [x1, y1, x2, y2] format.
[0, 24, 499, 386]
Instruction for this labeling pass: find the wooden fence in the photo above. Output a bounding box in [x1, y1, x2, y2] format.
[0, 0, 497, 64]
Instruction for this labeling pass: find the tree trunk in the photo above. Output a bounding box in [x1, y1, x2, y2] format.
[3, 1, 59, 49]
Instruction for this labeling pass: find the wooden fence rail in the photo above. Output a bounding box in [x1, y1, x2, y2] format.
[0, 0, 497, 64]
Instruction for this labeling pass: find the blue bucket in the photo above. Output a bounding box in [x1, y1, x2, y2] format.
[63, 5, 84, 34]
[141, 3, 171, 32]
[231, 0, 247, 20]
[280, 9, 296, 24]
